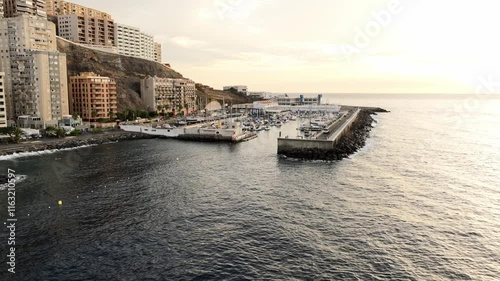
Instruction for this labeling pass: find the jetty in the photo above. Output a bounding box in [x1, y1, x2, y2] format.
[277, 107, 387, 160]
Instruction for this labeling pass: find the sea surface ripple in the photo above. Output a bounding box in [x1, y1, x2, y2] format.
[1, 95, 499, 280]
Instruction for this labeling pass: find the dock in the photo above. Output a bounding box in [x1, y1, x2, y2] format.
[277, 108, 367, 160]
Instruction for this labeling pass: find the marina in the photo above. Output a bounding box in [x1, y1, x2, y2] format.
[120, 103, 344, 142]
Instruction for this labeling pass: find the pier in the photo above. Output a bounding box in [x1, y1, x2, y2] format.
[277, 108, 373, 160]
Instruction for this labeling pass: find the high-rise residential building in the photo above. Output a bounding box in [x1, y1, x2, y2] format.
[0, 72, 6, 127]
[3, 0, 46, 18]
[114, 23, 141, 57]
[0, 2, 4, 18]
[140, 32, 154, 61]
[57, 13, 115, 47]
[0, 15, 69, 128]
[114, 22, 158, 61]
[141, 77, 197, 115]
[154, 42, 162, 63]
[45, 0, 112, 20]
[69, 72, 117, 121]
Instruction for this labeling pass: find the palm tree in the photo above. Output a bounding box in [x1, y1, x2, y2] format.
[0, 127, 23, 143]
[91, 109, 98, 127]
[108, 110, 115, 120]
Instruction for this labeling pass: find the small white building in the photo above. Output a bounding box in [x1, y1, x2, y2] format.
[223, 85, 247, 94]
[248, 92, 274, 99]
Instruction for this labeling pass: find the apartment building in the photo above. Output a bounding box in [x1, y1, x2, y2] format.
[3, 0, 46, 18]
[69, 72, 117, 121]
[140, 32, 155, 61]
[45, 0, 112, 20]
[57, 13, 115, 47]
[114, 23, 159, 61]
[0, 72, 6, 127]
[154, 42, 162, 63]
[0, 15, 69, 128]
[114, 23, 141, 57]
[141, 77, 197, 115]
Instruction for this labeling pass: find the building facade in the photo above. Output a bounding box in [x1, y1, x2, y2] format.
[57, 13, 115, 47]
[0, 72, 6, 127]
[141, 77, 196, 115]
[275, 94, 323, 106]
[154, 42, 162, 63]
[0, 15, 69, 128]
[69, 72, 117, 121]
[114, 23, 141, 57]
[114, 22, 159, 61]
[223, 85, 248, 94]
[3, 0, 46, 18]
[45, 0, 112, 19]
[140, 32, 154, 61]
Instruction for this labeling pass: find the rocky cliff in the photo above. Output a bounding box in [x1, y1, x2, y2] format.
[57, 38, 253, 111]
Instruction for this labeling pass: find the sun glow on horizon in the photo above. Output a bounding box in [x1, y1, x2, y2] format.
[74, 0, 500, 94]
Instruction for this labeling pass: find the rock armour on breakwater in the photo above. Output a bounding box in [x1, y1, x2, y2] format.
[0, 132, 154, 156]
[280, 108, 388, 161]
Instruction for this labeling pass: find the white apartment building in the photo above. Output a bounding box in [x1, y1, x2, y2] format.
[223, 85, 248, 94]
[140, 32, 154, 61]
[114, 23, 141, 57]
[0, 15, 69, 128]
[154, 42, 162, 63]
[141, 77, 197, 115]
[0, 72, 6, 127]
[114, 22, 158, 61]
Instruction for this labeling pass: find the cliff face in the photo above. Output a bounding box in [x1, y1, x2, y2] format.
[57, 38, 254, 111]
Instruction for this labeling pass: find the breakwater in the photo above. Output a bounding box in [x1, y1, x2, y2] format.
[278, 108, 388, 160]
[0, 132, 153, 157]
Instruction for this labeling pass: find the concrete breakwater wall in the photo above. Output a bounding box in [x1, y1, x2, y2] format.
[0, 132, 154, 157]
[278, 108, 386, 160]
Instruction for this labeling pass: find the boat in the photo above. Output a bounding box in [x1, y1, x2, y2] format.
[310, 125, 322, 131]
[175, 120, 188, 126]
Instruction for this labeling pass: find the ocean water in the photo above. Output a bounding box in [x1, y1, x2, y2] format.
[0, 95, 499, 280]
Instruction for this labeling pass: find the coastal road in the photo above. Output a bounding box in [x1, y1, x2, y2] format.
[315, 108, 355, 140]
[0, 130, 133, 156]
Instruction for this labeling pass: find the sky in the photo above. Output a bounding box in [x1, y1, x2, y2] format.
[73, 0, 500, 94]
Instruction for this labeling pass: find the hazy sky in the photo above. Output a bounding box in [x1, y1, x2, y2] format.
[73, 0, 499, 94]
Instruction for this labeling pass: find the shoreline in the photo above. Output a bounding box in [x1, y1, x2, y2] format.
[0, 107, 388, 159]
[0, 131, 154, 157]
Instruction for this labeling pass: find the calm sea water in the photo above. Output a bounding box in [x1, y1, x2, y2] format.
[1, 95, 499, 280]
